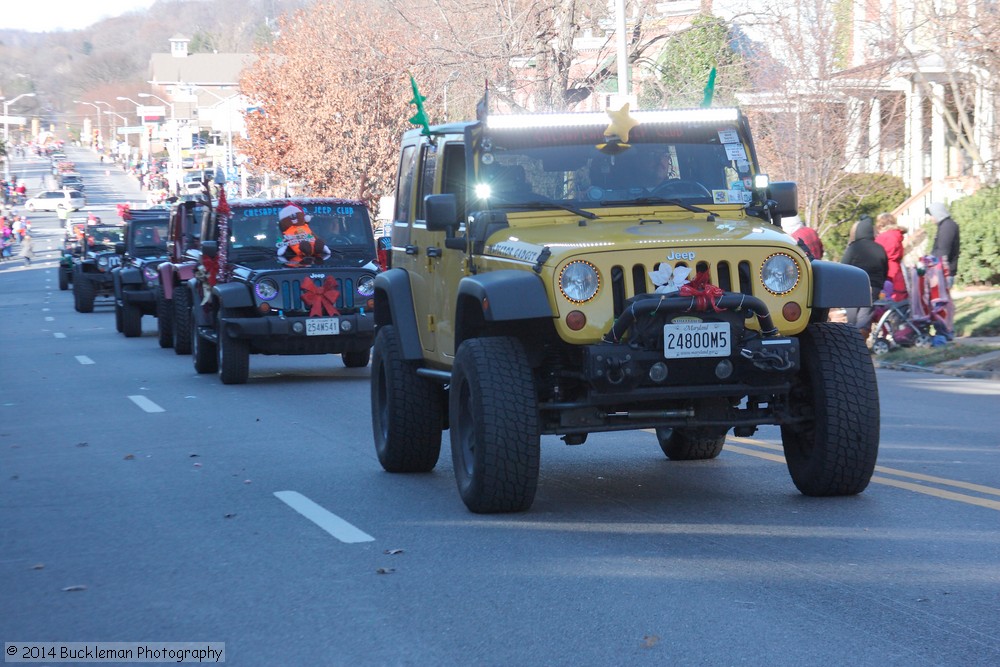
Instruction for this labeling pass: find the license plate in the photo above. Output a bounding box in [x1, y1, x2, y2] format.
[663, 321, 730, 359]
[306, 318, 340, 336]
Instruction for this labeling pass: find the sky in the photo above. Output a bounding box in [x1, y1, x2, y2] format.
[0, 0, 157, 33]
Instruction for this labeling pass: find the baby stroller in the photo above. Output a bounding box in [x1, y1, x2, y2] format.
[869, 256, 954, 355]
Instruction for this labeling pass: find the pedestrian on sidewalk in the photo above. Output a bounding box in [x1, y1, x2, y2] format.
[928, 202, 960, 288]
[841, 215, 888, 340]
[19, 234, 34, 266]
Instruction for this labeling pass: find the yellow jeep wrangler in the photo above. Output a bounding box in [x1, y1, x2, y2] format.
[372, 106, 878, 513]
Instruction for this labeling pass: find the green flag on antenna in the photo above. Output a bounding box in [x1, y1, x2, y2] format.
[408, 74, 431, 136]
[701, 67, 717, 108]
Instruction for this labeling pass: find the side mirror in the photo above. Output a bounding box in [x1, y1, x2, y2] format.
[201, 240, 218, 258]
[767, 182, 798, 219]
[425, 194, 459, 232]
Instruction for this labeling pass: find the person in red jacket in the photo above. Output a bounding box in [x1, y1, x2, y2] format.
[783, 215, 824, 260]
[874, 212, 907, 302]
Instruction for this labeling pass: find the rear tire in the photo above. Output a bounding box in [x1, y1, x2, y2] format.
[781, 322, 879, 496]
[371, 325, 443, 473]
[450, 337, 540, 513]
[157, 285, 174, 348]
[173, 285, 193, 355]
[122, 299, 142, 338]
[58, 267, 69, 290]
[655, 428, 726, 460]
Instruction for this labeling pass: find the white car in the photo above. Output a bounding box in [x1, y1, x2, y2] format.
[24, 190, 86, 212]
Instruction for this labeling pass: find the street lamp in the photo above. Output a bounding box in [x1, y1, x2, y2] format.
[3, 92, 36, 143]
[138, 92, 179, 186]
[73, 100, 101, 147]
[104, 110, 127, 147]
[181, 84, 240, 174]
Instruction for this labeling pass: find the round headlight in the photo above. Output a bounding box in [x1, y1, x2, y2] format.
[142, 266, 159, 282]
[97, 256, 109, 267]
[559, 260, 601, 304]
[356, 275, 375, 298]
[760, 253, 800, 295]
[255, 278, 279, 301]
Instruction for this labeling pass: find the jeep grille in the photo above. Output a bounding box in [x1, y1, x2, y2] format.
[611, 260, 755, 317]
[275, 277, 358, 312]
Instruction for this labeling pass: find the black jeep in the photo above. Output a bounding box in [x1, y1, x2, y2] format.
[183, 197, 380, 384]
[110, 209, 170, 338]
[71, 222, 127, 313]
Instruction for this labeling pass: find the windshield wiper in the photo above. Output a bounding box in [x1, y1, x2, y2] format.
[607, 197, 711, 215]
[492, 196, 598, 220]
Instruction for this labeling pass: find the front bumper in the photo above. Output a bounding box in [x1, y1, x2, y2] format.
[219, 312, 375, 354]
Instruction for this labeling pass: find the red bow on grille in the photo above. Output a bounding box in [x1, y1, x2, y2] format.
[301, 276, 341, 317]
[679, 271, 725, 312]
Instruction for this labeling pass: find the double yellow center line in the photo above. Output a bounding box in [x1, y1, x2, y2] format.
[729, 437, 1000, 511]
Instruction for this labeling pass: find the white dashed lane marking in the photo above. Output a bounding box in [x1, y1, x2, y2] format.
[128, 395, 165, 413]
[53, 332, 66, 339]
[75, 356, 94, 365]
[274, 491, 375, 543]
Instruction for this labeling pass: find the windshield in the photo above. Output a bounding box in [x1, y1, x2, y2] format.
[228, 203, 374, 255]
[130, 220, 168, 252]
[86, 225, 125, 248]
[471, 117, 758, 211]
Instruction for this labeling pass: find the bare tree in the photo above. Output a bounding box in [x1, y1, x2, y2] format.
[240, 2, 414, 214]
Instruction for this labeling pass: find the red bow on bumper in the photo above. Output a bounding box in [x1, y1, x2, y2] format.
[301, 276, 341, 317]
[679, 272, 725, 312]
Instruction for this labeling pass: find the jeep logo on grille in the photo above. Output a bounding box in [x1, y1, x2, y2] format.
[309, 273, 326, 279]
[665, 251, 696, 261]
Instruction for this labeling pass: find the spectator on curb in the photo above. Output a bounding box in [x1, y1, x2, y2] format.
[928, 202, 960, 288]
[841, 215, 888, 340]
[875, 212, 908, 302]
[784, 214, 824, 260]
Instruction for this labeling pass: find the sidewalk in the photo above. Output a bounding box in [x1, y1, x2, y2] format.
[874, 335, 1000, 380]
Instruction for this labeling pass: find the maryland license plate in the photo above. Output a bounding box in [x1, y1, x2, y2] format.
[663, 322, 730, 359]
[306, 318, 340, 336]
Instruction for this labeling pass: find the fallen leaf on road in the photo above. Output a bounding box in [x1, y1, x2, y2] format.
[123, 454, 135, 460]
[384, 549, 404, 555]
[76, 442, 88, 448]
[641, 635, 660, 649]
[62, 585, 87, 592]
[224, 513, 237, 519]
[31, 563, 44, 570]
[376, 568, 395, 575]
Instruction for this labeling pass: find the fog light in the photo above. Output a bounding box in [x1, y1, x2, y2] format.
[649, 362, 668, 383]
[292, 321, 305, 333]
[340, 319, 352, 332]
[782, 301, 802, 322]
[565, 310, 587, 331]
[715, 359, 734, 379]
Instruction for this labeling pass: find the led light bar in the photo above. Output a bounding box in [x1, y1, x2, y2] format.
[486, 108, 739, 130]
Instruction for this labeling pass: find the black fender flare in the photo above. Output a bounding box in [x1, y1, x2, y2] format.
[214, 282, 254, 310]
[455, 270, 552, 341]
[118, 266, 143, 289]
[811, 260, 873, 308]
[374, 269, 423, 360]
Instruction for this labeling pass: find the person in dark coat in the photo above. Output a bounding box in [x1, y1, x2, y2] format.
[841, 215, 888, 339]
[928, 202, 960, 287]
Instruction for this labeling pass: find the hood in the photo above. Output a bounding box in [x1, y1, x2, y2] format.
[782, 214, 804, 233]
[484, 212, 795, 266]
[852, 217, 876, 242]
[927, 202, 950, 223]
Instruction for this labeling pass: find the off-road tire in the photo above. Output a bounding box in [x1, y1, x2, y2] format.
[342, 349, 371, 368]
[172, 286, 193, 355]
[157, 285, 174, 348]
[122, 299, 142, 338]
[218, 320, 250, 385]
[781, 322, 879, 496]
[192, 317, 218, 374]
[58, 267, 69, 290]
[371, 325, 443, 473]
[655, 427, 727, 460]
[75, 276, 95, 313]
[450, 336, 540, 513]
